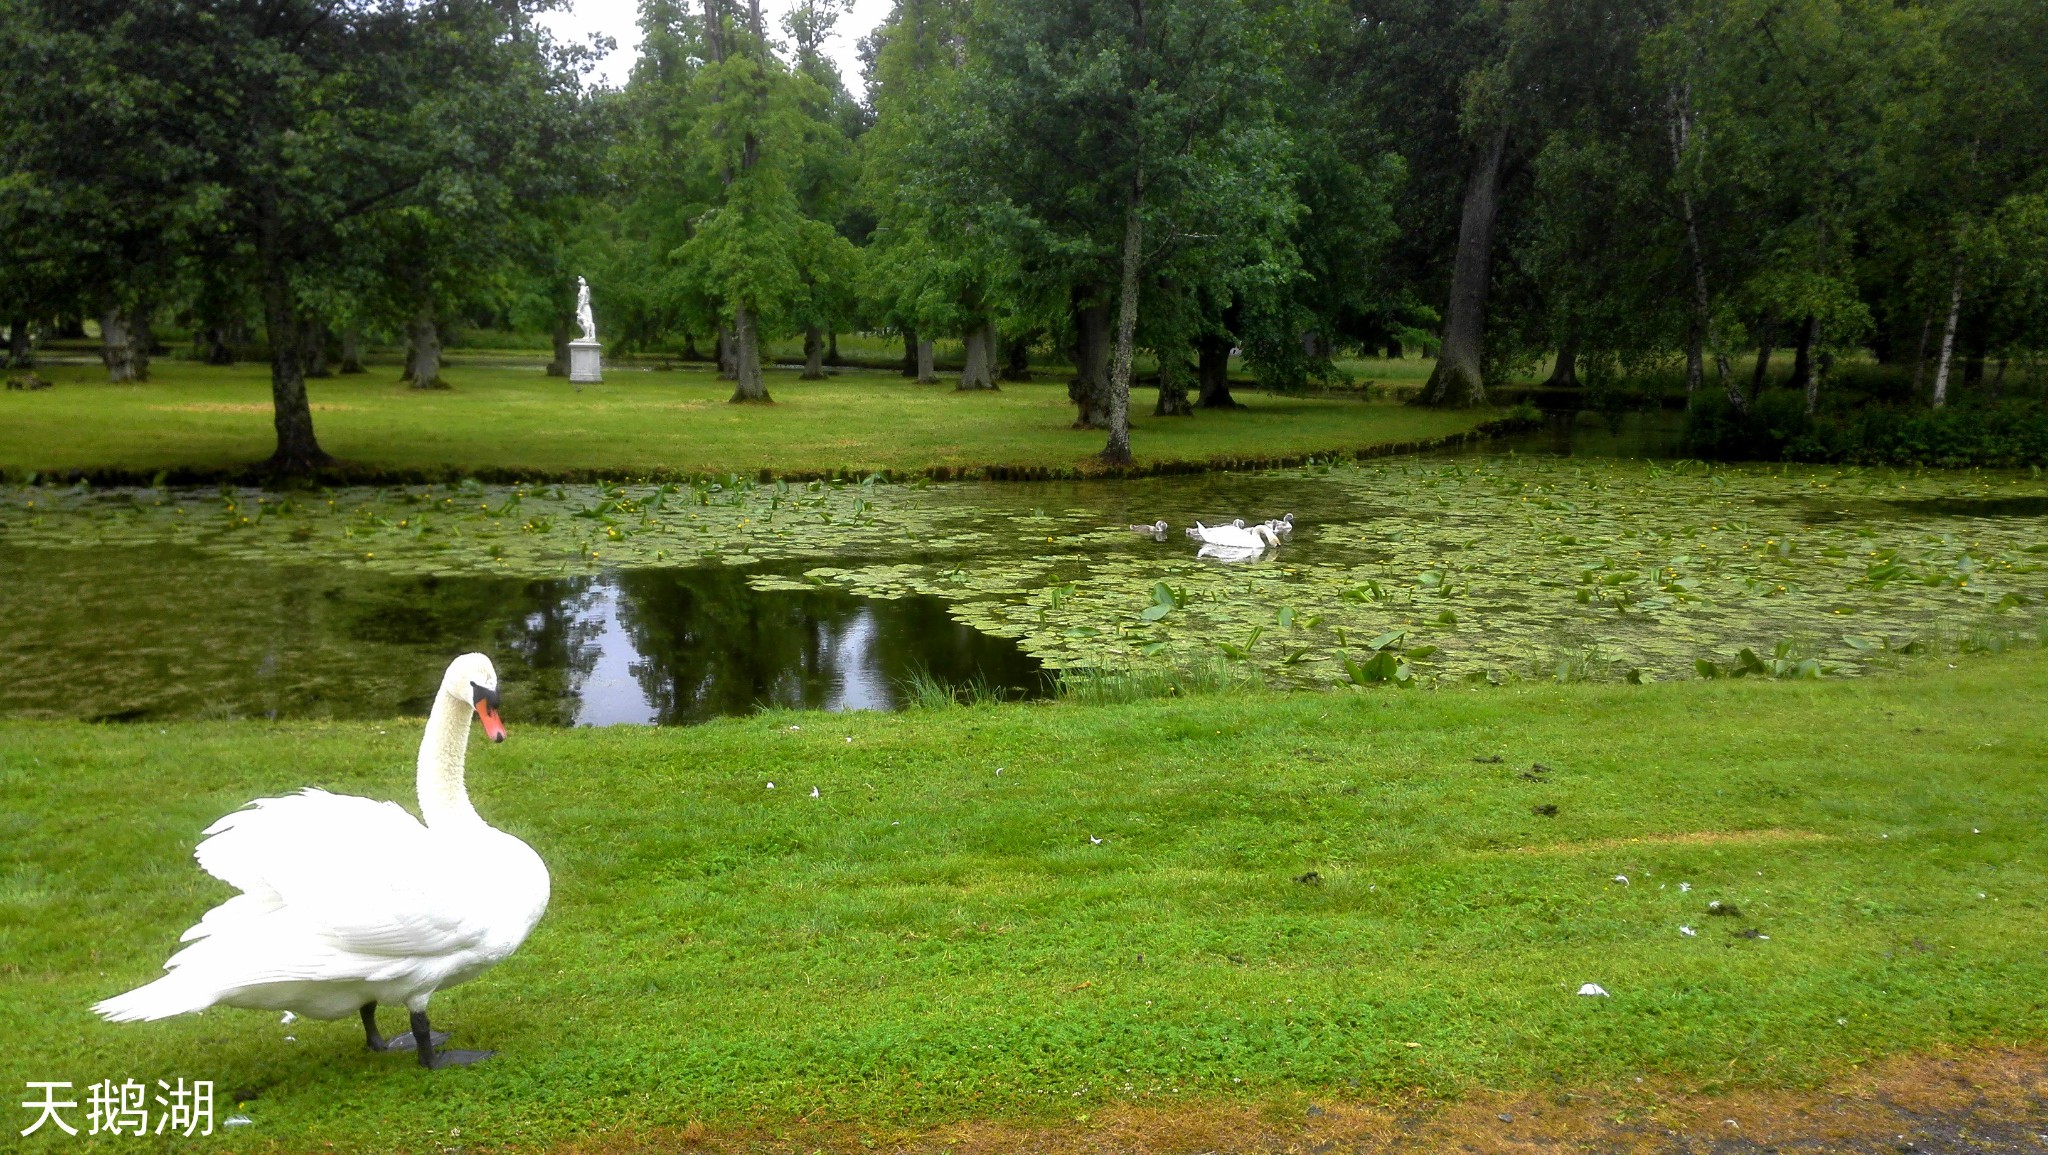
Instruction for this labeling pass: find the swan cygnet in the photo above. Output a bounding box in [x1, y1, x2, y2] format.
[92, 654, 549, 1070]
[1128, 519, 1170, 537]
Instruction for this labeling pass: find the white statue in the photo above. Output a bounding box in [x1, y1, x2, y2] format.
[574, 276, 596, 343]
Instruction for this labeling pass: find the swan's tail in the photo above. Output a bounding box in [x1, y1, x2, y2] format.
[93, 972, 215, 1022]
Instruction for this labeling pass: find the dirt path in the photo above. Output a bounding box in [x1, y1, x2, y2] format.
[562, 1049, 2048, 1154]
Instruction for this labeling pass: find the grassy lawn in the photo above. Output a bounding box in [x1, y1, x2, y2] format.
[0, 359, 1496, 481]
[3, 651, 2044, 1150]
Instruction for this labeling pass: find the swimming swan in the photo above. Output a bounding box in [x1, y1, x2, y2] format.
[1128, 520, 1170, 537]
[92, 653, 549, 1069]
[1187, 522, 1282, 552]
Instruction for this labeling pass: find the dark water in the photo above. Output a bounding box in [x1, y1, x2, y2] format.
[0, 547, 1049, 725]
[1461, 409, 1691, 460]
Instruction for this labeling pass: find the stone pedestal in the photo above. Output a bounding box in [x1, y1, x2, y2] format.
[569, 339, 602, 384]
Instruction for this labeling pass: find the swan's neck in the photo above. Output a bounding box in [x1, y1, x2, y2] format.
[418, 691, 482, 829]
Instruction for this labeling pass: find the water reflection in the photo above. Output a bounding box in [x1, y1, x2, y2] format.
[1456, 409, 1690, 459]
[594, 568, 1036, 725]
[0, 547, 1049, 725]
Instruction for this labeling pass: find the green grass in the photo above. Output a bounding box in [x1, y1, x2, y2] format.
[0, 359, 1495, 481]
[4, 651, 2046, 1150]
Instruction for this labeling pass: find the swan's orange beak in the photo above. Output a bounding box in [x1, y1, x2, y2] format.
[474, 697, 507, 743]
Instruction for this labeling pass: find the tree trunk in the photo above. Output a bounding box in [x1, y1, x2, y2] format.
[301, 319, 331, 378]
[1910, 311, 1932, 396]
[1931, 265, 1963, 408]
[101, 307, 138, 383]
[200, 326, 236, 365]
[546, 315, 572, 377]
[1683, 328, 1704, 408]
[1196, 331, 1240, 408]
[827, 329, 840, 366]
[1749, 326, 1774, 398]
[132, 301, 157, 377]
[802, 324, 825, 379]
[339, 325, 366, 374]
[1541, 336, 1580, 389]
[1154, 354, 1193, 417]
[682, 330, 703, 361]
[1788, 313, 1816, 398]
[1001, 335, 1033, 381]
[1670, 94, 1725, 413]
[1415, 124, 1509, 407]
[1989, 357, 2007, 403]
[901, 330, 917, 376]
[406, 299, 445, 389]
[6, 316, 30, 368]
[1384, 337, 1403, 359]
[1800, 314, 1822, 415]
[957, 323, 998, 390]
[1962, 350, 1984, 388]
[1068, 297, 1113, 428]
[257, 234, 329, 473]
[727, 304, 771, 402]
[1102, 179, 1143, 465]
[718, 326, 738, 379]
[913, 338, 936, 383]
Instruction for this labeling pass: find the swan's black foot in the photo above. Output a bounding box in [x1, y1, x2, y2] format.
[360, 1004, 452, 1053]
[422, 1047, 496, 1069]
[409, 1010, 491, 1070]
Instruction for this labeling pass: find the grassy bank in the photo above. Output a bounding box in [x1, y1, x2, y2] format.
[0, 360, 1500, 483]
[4, 651, 2045, 1150]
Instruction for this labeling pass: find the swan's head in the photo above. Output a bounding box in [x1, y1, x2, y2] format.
[441, 652, 506, 743]
[1231, 518, 1246, 528]
[1151, 520, 1168, 533]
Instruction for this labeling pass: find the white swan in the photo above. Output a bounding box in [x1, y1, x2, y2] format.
[93, 653, 549, 1070]
[1187, 521, 1281, 552]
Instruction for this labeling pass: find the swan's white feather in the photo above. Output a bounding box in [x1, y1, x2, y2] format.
[1189, 522, 1275, 551]
[189, 790, 481, 958]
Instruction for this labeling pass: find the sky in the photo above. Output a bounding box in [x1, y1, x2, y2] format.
[538, 0, 894, 94]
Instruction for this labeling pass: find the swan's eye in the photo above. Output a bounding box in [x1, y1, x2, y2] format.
[471, 682, 500, 710]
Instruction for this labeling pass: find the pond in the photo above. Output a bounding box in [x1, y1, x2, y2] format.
[0, 547, 1047, 724]
[3, 430, 2045, 723]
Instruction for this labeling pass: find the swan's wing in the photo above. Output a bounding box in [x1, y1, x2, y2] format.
[1198, 524, 1255, 547]
[190, 790, 484, 959]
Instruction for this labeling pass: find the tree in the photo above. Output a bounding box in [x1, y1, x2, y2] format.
[859, 1, 973, 388]
[2, 0, 588, 471]
[679, 0, 820, 403]
[957, 0, 1295, 462]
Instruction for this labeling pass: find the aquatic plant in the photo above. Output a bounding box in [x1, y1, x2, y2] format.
[6, 456, 2048, 687]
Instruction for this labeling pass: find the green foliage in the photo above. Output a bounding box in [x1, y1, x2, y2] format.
[1687, 394, 2048, 467]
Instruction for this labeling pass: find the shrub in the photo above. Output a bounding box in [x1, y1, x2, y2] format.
[1685, 395, 2048, 467]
